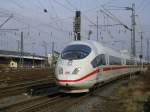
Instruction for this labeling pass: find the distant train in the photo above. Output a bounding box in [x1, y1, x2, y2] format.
[55, 40, 148, 93]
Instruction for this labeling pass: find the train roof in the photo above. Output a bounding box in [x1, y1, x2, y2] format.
[66, 40, 130, 59]
[63, 40, 148, 62]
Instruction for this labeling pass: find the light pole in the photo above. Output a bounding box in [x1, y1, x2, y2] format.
[32, 42, 36, 68]
[139, 32, 143, 60]
[103, 4, 136, 57]
[96, 11, 99, 41]
[20, 32, 24, 68]
[42, 41, 48, 67]
[52, 41, 55, 60]
[16, 39, 20, 52]
[88, 30, 92, 40]
[138, 33, 143, 72]
[125, 3, 136, 57]
[147, 39, 150, 63]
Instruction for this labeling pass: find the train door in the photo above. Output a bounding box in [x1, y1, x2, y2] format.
[104, 54, 111, 80]
[97, 54, 106, 82]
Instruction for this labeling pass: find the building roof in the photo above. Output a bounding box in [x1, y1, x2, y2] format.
[0, 50, 45, 60]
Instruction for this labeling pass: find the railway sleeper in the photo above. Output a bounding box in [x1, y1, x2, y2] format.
[28, 83, 58, 96]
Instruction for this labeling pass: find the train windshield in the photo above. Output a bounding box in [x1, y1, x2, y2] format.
[61, 44, 91, 60]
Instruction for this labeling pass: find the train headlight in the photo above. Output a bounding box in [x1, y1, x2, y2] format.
[72, 67, 81, 74]
[59, 67, 63, 74]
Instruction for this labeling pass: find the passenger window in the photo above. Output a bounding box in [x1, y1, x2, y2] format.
[126, 59, 134, 65]
[91, 54, 106, 68]
[109, 56, 121, 65]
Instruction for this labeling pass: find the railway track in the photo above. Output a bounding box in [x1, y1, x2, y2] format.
[0, 76, 130, 112]
[0, 77, 56, 98]
[0, 91, 81, 112]
[0, 87, 106, 112]
[15, 95, 70, 112]
[0, 68, 54, 85]
[0, 90, 59, 112]
[0, 73, 140, 112]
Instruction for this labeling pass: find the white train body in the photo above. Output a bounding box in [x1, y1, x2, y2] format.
[55, 40, 147, 93]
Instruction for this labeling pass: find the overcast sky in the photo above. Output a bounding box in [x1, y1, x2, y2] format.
[0, 0, 150, 57]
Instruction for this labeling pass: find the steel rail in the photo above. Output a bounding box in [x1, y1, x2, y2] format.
[10, 79, 122, 112]
[0, 91, 59, 112]
[1, 72, 140, 112]
[0, 78, 55, 98]
[16, 95, 70, 112]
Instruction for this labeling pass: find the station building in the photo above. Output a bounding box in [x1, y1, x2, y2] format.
[0, 50, 46, 69]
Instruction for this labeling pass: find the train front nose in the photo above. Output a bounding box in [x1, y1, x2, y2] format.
[55, 43, 92, 88]
[56, 65, 93, 93]
[56, 66, 82, 88]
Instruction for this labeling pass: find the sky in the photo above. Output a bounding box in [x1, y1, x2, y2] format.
[0, 0, 150, 58]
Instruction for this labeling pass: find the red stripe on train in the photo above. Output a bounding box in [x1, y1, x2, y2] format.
[57, 66, 130, 82]
[58, 69, 99, 82]
[104, 66, 128, 71]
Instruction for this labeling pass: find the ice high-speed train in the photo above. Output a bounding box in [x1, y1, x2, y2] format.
[55, 40, 147, 93]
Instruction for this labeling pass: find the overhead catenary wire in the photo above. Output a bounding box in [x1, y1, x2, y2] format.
[0, 14, 13, 28]
[47, 0, 63, 29]
[96, 0, 113, 7]
[8, 0, 24, 9]
[26, 0, 69, 32]
[137, 0, 148, 11]
[37, 0, 46, 11]
[0, 4, 73, 33]
[0, 1, 148, 46]
[65, 0, 77, 10]
[136, 15, 143, 33]
[52, 0, 98, 39]
[7, 11, 71, 38]
[90, 6, 131, 49]
[137, 0, 150, 13]
[56, 0, 102, 38]
[99, 6, 132, 31]
[53, 0, 73, 12]
[63, 0, 97, 26]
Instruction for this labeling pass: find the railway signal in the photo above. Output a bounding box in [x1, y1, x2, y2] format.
[73, 11, 81, 41]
